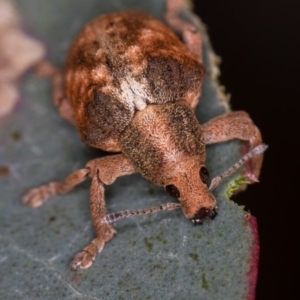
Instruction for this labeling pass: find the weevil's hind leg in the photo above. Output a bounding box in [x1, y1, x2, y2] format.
[69, 154, 136, 270]
[165, 0, 203, 62]
[202, 111, 264, 181]
[35, 61, 75, 125]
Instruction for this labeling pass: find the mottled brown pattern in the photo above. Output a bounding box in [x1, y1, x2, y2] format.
[120, 118, 165, 185]
[161, 101, 205, 156]
[64, 10, 204, 150]
[145, 52, 204, 104]
[79, 90, 132, 151]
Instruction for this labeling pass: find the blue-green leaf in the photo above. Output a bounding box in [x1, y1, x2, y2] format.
[0, 1, 259, 299]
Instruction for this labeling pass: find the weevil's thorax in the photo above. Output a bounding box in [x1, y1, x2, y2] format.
[120, 101, 206, 185]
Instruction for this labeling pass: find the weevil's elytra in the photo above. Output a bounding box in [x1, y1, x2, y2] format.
[65, 10, 204, 151]
[22, 0, 265, 270]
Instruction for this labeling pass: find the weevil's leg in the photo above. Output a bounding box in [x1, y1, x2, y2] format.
[69, 173, 116, 270]
[22, 154, 135, 269]
[165, 0, 202, 62]
[22, 154, 135, 207]
[22, 168, 90, 207]
[70, 154, 136, 270]
[35, 61, 75, 125]
[202, 111, 263, 180]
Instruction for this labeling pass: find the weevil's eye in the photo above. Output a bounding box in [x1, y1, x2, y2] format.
[165, 185, 180, 198]
[199, 166, 209, 184]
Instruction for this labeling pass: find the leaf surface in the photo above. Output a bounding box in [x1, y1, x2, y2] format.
[0, 0, 258, 299]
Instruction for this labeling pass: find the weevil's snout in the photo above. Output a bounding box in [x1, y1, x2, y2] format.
[192, 207, 218, 225]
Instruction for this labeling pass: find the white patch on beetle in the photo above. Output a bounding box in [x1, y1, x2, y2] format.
[133, 96, 147, 110]
[120, 76, 150, 111]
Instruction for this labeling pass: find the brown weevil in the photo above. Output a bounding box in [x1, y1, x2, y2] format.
[22, 0, 266, 270]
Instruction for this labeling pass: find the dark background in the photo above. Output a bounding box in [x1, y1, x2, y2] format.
[193, 0, 299, 299]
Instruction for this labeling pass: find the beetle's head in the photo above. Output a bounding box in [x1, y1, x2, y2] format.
[121, 101, 218, 223]
[163, 160, 217, 224]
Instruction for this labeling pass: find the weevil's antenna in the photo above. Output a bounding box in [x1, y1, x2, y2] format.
[101, 143, 268, 224]
[208, 143, 268, 191]
[101, 202, 181, 224]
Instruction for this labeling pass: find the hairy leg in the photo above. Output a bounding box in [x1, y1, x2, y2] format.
[22, 154, 136, 269]
[202, 111, 263, 180]
[22, 168, 89, 207]
[165, 0, 203, 110]
[69, 172, 116, 270]
[165, 0, 202, 63]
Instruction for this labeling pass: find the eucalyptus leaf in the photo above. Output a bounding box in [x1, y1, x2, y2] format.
[0, 0, 258, 299]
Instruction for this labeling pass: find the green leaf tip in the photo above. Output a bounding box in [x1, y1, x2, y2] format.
[226, 176, 250, 198]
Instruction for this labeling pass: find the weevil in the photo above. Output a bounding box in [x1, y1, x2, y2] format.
[22, 0, 265, 270]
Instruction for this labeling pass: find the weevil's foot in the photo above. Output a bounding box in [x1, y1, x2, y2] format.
[70, 248, 97, 270]
[22, 186, 52, 207]
[192, 207, 218, 224]
[70, 238, 108, 270]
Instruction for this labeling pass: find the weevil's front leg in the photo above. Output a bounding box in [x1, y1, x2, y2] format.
[202, 111, 263, 180]
[165, 0, 202, 63]
[69, 155, 136, 270]
[22, 154, 135, 207]
[22, 168, 90, 207]
[69, 173, 115, 270]
[23, 154, 136, 269]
